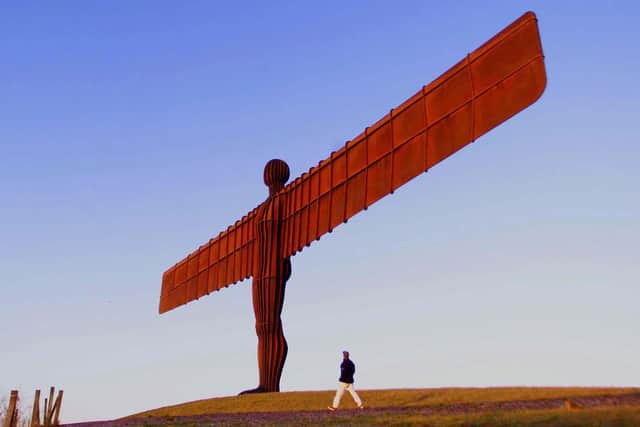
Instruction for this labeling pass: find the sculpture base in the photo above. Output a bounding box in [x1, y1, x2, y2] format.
[238, 386, 271, 395]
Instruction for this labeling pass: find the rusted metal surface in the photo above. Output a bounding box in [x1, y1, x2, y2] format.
[159, 11, 547, 392]
[238, 159, 292, 394]
[279, 11, 545, 256]
[158, 206, 258, 314]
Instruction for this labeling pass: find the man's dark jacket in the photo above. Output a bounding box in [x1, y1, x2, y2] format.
[339, 359, 356, 383]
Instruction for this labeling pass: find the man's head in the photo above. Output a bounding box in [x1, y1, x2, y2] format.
[342, 350, 350, 359]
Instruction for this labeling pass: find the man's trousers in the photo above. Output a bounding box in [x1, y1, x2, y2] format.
[332, 381, 362, 408]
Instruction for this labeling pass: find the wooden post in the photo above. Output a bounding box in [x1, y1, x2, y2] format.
[30, 389, 41, 427]
[51, 391, 63, 426]
[46, 387, 54, 427]
[42, 399, 47, 427]
[3, 390, 18, 427]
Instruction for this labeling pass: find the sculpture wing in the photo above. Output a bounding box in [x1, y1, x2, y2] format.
[280, 11, 546, 258]
[159, 208, 259, 313]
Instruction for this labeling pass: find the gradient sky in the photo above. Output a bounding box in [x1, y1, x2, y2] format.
[1, 1, 639, 423]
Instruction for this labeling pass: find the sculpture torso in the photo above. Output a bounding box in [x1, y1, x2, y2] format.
[254, 193, 291, 283]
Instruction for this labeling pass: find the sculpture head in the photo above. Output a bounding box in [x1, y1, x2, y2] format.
[263, 159, 290, 195]
[342, 350, 350, 359]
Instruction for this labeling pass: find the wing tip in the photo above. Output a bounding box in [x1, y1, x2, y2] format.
[158, 298, 169, 315]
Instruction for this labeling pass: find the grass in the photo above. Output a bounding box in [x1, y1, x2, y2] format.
[130, 387, 638, 418]
[126, 406, 640, 427]
[326, 406, 640, 427]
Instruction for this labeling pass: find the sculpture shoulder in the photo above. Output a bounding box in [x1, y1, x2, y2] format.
[258, 193, 287, 221]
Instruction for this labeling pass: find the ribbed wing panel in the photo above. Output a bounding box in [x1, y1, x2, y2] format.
[281, 11, 546, 257]
[159, 209, 258, 313]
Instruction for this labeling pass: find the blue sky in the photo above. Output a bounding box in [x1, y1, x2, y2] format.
[1, 1, 639, 423]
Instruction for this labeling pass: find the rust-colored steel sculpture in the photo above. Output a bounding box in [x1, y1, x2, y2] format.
[159, 12, 547, 393]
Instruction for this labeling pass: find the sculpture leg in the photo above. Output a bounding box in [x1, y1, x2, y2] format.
[256, 309, 288, 391]
[240, 259, 291, 394]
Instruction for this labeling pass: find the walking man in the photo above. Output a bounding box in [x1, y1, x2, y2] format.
[328, 351, 364, 410]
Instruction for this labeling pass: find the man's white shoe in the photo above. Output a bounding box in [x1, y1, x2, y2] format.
[328, 406, 337, 411]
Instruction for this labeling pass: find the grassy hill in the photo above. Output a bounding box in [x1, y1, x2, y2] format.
[120, 387, 640, 426]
